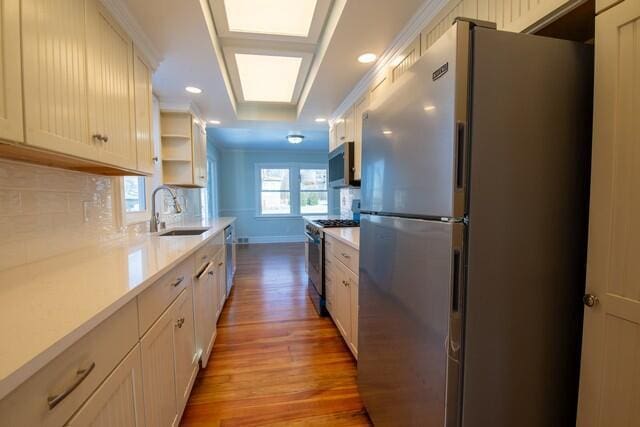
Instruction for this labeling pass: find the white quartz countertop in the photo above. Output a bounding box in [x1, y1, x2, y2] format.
[323, 227, 360, 251]
[0, 217, 235, 400]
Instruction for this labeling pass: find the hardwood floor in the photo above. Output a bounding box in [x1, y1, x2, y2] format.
[180, 243, 371, 426]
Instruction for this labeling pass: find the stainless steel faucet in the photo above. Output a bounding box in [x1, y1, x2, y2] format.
[150, 185, 183, 232]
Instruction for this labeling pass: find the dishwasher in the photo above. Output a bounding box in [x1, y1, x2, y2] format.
[224, 225, 234, 294]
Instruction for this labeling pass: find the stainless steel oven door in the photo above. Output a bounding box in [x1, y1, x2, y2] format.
[306, 231, 323, 296]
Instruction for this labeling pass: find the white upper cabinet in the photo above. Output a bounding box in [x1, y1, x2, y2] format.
[133, 49, 155, 175]
[192, 121, 207, 188]
[0, 0, 23, 143]
[161, 112, 207, 188]
[86, 0, 136, 170]
[21, 0, 95, 159]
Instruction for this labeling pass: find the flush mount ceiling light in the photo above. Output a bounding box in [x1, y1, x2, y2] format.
[287, 134, 304, 144]
[314, 117, 327, 123]
[185, 86, 202, 94]
[358, 53, 377, 64]
[424, 105, 436, 112]
[208, 120, 221, 125]
[383, 130, 393, 135]
[235, 53, 302, 102]
[224, 0, 317, 37]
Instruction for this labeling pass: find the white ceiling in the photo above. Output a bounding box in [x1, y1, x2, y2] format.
[122, 0, 426, 146]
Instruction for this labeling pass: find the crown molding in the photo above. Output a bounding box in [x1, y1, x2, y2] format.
[330, 0, 449, 123]
[99, 0, 162, 70]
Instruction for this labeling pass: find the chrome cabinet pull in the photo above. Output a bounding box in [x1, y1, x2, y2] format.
[176, 317, 185, 328]
[102, 135, 109, 143]
[341, 252, 351, 259]
[208, 271, 214, 276]
[171, 276, 185, 287]
[218, 262, 224, 266]
[47, 362, 96, 410]
[92, 133, 103, 142]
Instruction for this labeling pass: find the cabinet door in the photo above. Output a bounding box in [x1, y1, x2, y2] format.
[325, 260, 336, 316]
[22, 0, 95, 158]
[344, 106, 355, 142]
[66, 345, 145, 427]
[192, 122, 207, 187]
[333, 261, 351, 341]
[577, 1, 640, 425]
[336, 118, 346, 145]
[174, 286, 198, 413]
[133, 49, 154, 174]
[329, 124, 337, 152]
[194, 263, 218, 368]
[346, 270, 359, 358]
[0, 0, 22, 143]
[140, 302, 179, 427]
[354, 94, 369, 181]
[86, 0, 136, 169]
[214, 251, 227, 319]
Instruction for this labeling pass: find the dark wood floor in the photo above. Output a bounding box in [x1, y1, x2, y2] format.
[180, 243, 371, 426]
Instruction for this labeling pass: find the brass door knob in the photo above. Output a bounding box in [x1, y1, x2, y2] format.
[583, 294, 599, 308]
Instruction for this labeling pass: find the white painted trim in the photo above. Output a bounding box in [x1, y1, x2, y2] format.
[330, 0, 449, 123]
[99, 0, 161, 70]
[244, 235, 306, 244]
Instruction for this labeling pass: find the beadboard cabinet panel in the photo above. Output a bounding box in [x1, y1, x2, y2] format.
[21, 0, 95, 159]
[66, 345, 145, 427]
[86, 0, 136, 170]
[0, 0, 23, 143]
[133, 50, 154, 174]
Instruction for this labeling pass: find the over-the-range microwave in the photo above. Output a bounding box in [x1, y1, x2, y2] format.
[329, 141, 360, 188]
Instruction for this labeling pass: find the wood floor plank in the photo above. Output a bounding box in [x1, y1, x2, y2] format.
[180, 243, 371, 427]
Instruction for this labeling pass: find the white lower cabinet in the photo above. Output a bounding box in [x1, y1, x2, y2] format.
[65, 345, 145, 427]
[140, 285, 197, 427]
[325, 236, 359, 359]
[193, 259, 219, 368]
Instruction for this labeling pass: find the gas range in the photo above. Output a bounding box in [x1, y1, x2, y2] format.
[312, 219, 360, 228]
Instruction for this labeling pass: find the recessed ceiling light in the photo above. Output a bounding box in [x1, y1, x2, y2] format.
[383, 130, 393, 135]
[424, 106, 436, 112]
[314, 117, 327, 123]
[235, 53, 302, 102]
[287, 134, 304, 144]
[225, 0, 317, 37]
[358, 53, 377, 64]
[185, 86, 202, 94]
[208, 120, 221, 125]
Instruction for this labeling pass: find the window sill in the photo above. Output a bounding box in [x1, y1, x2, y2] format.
[254, 214, 303, 220]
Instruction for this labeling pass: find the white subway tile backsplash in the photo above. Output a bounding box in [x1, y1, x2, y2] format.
[0, 159, 204, 271]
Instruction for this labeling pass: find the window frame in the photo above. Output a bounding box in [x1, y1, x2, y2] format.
[299, 167, 329, 215]
[255, 163, 329, 218]
[117, 176, 152, 225]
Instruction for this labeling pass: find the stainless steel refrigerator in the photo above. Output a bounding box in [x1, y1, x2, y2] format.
[358, 19, 593, 427]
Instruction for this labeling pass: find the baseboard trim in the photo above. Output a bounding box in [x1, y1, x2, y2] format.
[242, 235, 306, 244]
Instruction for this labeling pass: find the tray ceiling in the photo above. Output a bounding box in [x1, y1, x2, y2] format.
[208, 0, 335, 120]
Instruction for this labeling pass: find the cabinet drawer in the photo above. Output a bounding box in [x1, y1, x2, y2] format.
[326, 235, 359, 274]
[0, 300, 138, 427]
[138, 257, 194, 335]
[194, 232, 224, 274]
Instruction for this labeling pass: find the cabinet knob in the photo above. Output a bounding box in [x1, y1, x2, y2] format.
[583, 294, 599, 308]
[102, 135, 108, 143]
[92, 133, 103, 141]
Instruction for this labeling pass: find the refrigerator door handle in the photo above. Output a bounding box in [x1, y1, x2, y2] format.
[455, 121, 466, 190]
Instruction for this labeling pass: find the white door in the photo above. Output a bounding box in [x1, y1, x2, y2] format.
[86, 0, 136, 169]
[66, 345, 145, 427]
[140, 303, 179, 427]
[21, 0, 95, 158]
[577, 1, 640, 425]
[0, 0, 22, 143]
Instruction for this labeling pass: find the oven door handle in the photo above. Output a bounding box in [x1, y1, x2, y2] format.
[305, 232, 321, 243]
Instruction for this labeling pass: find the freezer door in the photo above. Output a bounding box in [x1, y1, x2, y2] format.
[358, 214, 464, 427]
[360, 22, 470, 219]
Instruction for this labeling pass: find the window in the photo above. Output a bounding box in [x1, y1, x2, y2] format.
[256, 164, 328, 216]
[123, 176, 146, 212]
[120, 176, 150, 224]
[260, 168, 291, 215]
[300, 168, 328, 214]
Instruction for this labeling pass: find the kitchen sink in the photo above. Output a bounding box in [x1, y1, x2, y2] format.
[159, 228, 208, 236]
